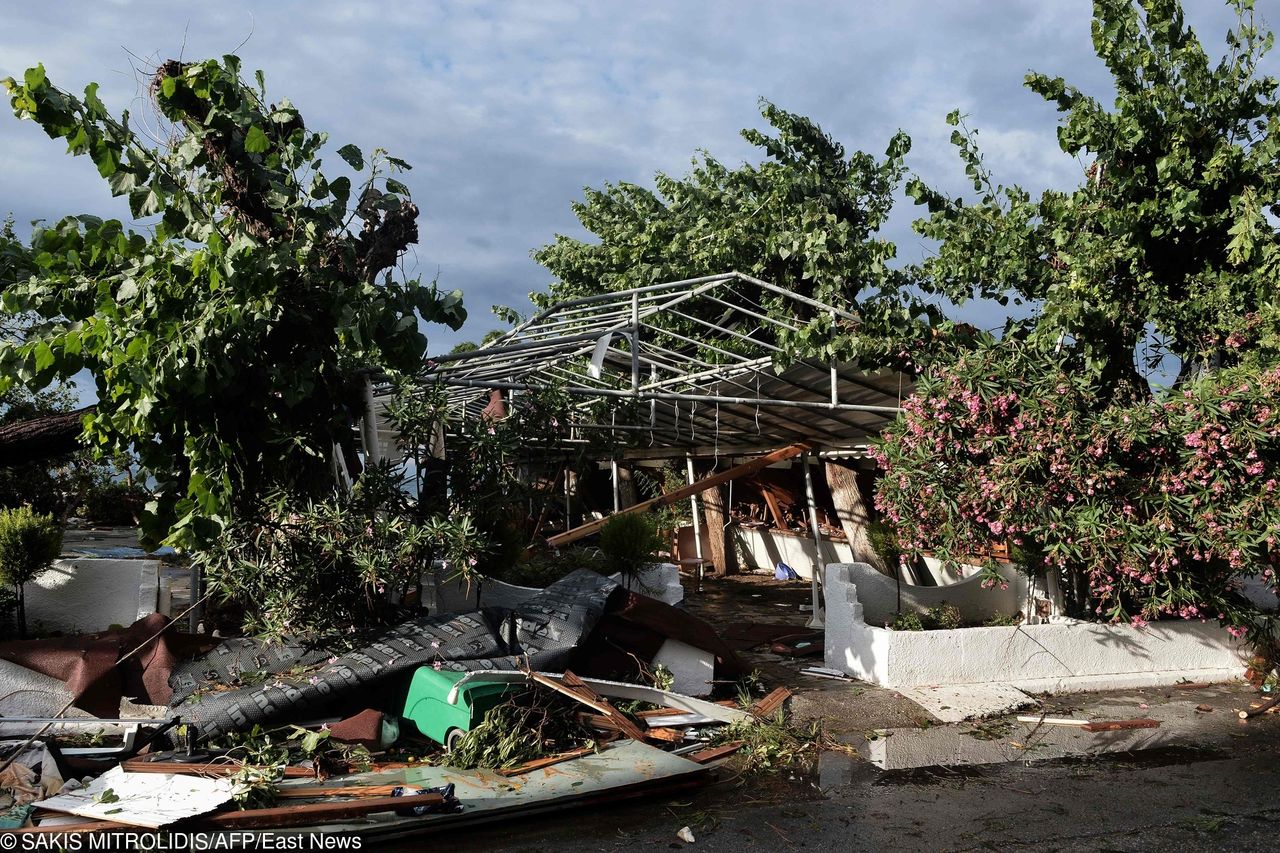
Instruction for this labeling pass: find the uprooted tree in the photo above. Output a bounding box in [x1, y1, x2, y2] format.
[875, 0, 1280, 648]
[1, 57, 465, 550]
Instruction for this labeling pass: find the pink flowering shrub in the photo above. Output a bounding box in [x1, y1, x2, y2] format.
[873, 338, 1280, 637]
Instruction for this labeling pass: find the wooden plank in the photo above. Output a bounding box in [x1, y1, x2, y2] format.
[760, 484, 787, 529]
[1080, 719, 1160, 732]
[688, 741, 743, 764]
[528, 671, 617, 717]
[579, 712, 621, 732]
[275, 785, 401, 799]
[120, 759, 316, 779]
[191, 793, 445, 829]
[749, 687, 793, 720]
[560, 671, 648, 742]
[1016, 716, 1089, 727]
[546, 443, 811, 548]
[496, 746, 597, 777]
[644, 728, 686, 743]
[634, 707, 684, 719]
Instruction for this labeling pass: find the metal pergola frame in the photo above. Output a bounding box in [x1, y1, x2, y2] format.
[369, 271, 911, 460]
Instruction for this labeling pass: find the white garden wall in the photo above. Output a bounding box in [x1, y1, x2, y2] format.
[825, 562, 1246, 692]
[732, 526, 852, 579]
[24, 558, 159, 634]
[831, 561, 1029, 626]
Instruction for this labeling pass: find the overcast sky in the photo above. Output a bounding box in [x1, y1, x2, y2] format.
[0, 0, 1268, 373]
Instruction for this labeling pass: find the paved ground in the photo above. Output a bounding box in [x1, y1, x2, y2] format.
[430, 696, 1280, 852]
[412, 570, 1280, 852]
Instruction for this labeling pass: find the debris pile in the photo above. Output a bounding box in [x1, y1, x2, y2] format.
[0, 569, 800, 839]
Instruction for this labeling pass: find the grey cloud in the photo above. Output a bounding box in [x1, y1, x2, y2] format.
[1, 0, 1272, 365]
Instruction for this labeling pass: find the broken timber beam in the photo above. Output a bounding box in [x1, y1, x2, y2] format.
[545, 442, 812, 549]
[192, 793, 445, 829]
[528, 670, 648, 742]
[749, 687, 793, 720]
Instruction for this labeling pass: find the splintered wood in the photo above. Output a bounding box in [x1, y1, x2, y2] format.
[528, 670, 648, 742]
[688, 742, 744, 764]
[749, 687, 793, 720]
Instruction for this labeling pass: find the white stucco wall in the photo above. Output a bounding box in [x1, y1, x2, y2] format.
[24, 558, 159, 634]
[733, 527, 853, 580]
[824, 563, 1247, 691]
[828, 562, 1029, 626]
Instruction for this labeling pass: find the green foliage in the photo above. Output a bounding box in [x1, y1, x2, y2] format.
[0, 585, 17, 639]
[486, 546, 606, 589]
[534, 100, 930, 367]
[444, 688, 596, 770]
[193, 466, 485, 639]
[889, 605, 963, 631]
[889, 612, 925, 631]
[710, 711, 829, 773]
[0, 505, 62, 638]
[75, 478, 149, 527]
[210, 723, 369, 808]
[983, 612, 1020, 627]
[878, 1, 1280, 641]
[597, 512, 662, 577]
[0, 506, 62, 586]
[925, 602, 964, 631]
[866, 519, 902, 571]
[1, 57, 465, 550]
[386, 382, 597, 579]
[907, 0, 1280, 392]
[875, 335, 1280, 631]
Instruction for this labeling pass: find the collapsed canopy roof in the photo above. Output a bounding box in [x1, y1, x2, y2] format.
[375, 272, 910, 459]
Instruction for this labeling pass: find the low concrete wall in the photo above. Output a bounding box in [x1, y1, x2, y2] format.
[829, 561, 1028, 626]
[733, 526, 852, 579]
[25, 558, 159, 634]
[824, 563, 1246, 691]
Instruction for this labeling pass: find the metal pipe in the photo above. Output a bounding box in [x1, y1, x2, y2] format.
[631, 290, 641, 392]
[361, 375, 382, 466]
[733, 271, 860, 321]
[611, 459, 620, 513]
[428, 329, 608, 365]
[686, 455, 705, 593]
[428, 376, 903, 414]
[802, 454, 826, 629]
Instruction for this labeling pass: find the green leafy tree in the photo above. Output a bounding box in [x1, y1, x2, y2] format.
[0, 506, 63, 637]
[877, 0, 1280, 644]
[534, 101, 926, 364]
[1, 57, 465, 548]
[908, 0, 1280, 394]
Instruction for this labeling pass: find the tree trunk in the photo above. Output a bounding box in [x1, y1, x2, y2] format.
[0, 405, 94, 468]
[701, 481, 739, 576]
[616, 465, 638, 509]
[825, 461, 888, 574]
